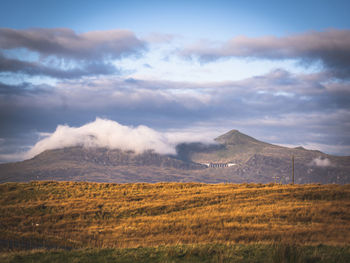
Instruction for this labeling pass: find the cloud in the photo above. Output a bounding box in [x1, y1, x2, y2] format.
[0, 28, 146, 61]
[0, 28, 146, 79]
[0, 81, 52, 95]
[182, 29, 350, 78]
[24, 118, 218, 159]
[142, 33, 175, 43]
[1, 67, 350, 161]
[25, 118, 176, 158]
[1, 69, 349, 124]
[309, 157, 332, 167]
[0, 53, 118, 78]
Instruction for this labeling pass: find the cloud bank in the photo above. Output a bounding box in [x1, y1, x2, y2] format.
[25, 118, 177, 158]
[0, 28, 146, 60]
[22, 118, 218, 160]
[182, 29, 350, 78]
[23, 118, 218, 160]
[0, 53, 117, 79]
[0, 28, 146, 79]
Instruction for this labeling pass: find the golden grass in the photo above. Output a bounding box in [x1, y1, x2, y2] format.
[0, 181, 349, 248]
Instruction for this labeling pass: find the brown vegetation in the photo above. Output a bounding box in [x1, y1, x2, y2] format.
[0, 182, 349, 249]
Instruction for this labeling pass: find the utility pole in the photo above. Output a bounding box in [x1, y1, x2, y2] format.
[292, 155, 295, 184]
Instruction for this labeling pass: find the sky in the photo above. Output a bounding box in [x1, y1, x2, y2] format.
[0, 0, 350, 162]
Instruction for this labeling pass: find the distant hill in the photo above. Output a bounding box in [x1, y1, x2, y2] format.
[0, 147, 205, 183]
[185, 130, 350, 184]
[1, 129, 349, 184]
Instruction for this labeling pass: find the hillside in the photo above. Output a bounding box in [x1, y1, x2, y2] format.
[1, 129, 350, 184]
[0, 147, 206, 183]
[1, 182, 349, 250]
[180, 130, 350, 184]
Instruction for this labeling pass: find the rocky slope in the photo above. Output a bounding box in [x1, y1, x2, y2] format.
[186, 130, 350, 184]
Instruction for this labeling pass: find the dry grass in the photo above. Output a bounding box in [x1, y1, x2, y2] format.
[1, 244, 350, 263]
[0, 181, 349, 248]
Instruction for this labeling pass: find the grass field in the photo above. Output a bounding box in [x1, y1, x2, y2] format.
[1, 243, 350, 263]
[0, 181, 349, 261]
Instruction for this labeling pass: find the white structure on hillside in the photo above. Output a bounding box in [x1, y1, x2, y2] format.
[202, 162, 236, 168]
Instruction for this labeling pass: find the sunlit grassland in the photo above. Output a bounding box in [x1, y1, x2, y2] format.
[0, 181, 349, 250]
[1, 244, 350, 263]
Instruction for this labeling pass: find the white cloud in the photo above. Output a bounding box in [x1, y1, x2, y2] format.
[24, 118, 218, 160]
[309, 157, 332, 167]
[119, 42, 306, 83]
[25, 118, 175, 158]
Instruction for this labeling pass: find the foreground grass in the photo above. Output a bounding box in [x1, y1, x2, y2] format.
[1, 244, 350, 263]
[0, 182, 350, 249]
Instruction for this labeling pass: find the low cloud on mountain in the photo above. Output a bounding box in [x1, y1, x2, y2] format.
[25, 118, 176, 158]
[310, 157, 332, 167]
[23, 118, 218, 160]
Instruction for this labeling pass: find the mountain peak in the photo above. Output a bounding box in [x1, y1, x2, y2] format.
[215, 129, 263, 145]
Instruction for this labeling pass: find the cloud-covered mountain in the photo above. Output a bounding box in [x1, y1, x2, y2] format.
[1, 129, 349, 184]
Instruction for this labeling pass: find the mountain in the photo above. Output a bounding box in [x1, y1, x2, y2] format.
[1, 130, 350, 184]
[185, 129, 269, 163]
[185, 130, 350, 184]
[216, 129, 266, 145]
[0, 147, 205, 183]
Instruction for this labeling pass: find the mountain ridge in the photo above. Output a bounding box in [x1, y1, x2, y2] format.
[1, 129, 349, 184]
[215, 129, 268, 146]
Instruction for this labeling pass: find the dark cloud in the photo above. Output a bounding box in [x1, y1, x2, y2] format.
[0, 81, 52, 95]
[182, 29, 350, 79]
[0, 53, 118, 79]
[0, 28, 146, 79]
[0, 28, 146, 61]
